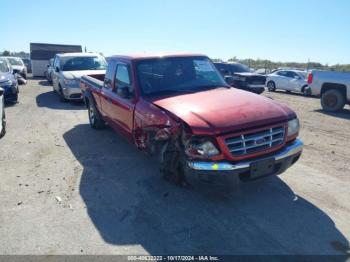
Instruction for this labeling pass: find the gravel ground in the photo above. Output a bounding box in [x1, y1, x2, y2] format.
[0, 79, 349, 256]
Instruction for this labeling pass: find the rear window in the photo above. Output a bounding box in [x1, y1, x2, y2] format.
[0, 59, 10, 73]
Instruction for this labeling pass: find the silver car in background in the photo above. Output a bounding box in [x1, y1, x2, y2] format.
[266, 69, 310, 96]
[3, 57, 27, 79]
[51, 53, 107, 101]
[45, 58, 54, 84]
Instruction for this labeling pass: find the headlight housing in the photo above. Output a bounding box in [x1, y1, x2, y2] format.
[63, 79, 77, 86]
[185, 138, 220, 159]
[0, 80, 13, 87]
[287, 118, 300, 137]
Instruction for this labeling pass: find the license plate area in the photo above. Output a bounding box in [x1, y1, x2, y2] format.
[250, 158, 275, 178]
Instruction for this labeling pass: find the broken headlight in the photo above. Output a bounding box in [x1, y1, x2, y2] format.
[185, 138, 220, 158]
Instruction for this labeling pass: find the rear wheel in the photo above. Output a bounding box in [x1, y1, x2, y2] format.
[302, 85, 311, 96]
[321, 89, 346, 112]
[267, 81, 276, 92]
[88, 99, 106, 129]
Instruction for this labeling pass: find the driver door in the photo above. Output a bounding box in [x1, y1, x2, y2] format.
[105, 62, 135, 140]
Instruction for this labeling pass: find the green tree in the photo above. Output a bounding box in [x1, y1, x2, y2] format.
[1, 50, 11, 56]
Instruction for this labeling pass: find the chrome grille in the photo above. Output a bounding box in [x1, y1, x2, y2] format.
[225, 126, 285, 156]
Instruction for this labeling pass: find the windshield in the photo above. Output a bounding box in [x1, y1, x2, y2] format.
[7, 57, 23, 66]
[228, 63, 250, 73]
[136, 57, 227, 95]
[0, 59, 10, 73]
[61, 56, 107, 71]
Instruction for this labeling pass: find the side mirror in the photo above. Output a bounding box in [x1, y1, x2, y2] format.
[117, 85, 130, 98]
[55, 67, 60, 73]
[0, 88, 4, 96]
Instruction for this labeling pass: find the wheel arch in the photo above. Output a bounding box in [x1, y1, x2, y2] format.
[321, 83, 347, 98]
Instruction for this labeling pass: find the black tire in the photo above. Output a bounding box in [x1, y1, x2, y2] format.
[267, 81, 276, 92]
[13, 93, 18, 102]
[0, 105, 5, 138]
[302, 85, 311, 96]
[88, 99, 106, 129]
[58, 85, 67, 102]
[321, 89, 346, 112]
[160, 143, 188, 187]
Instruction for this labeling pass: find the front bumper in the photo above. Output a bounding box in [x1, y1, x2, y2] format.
[246, 84, 265, 94]
[186, 139, 303, 183]
[232, 81, 265, 93]
[2, 85, 18, 102]
[62, 86, 83, 100]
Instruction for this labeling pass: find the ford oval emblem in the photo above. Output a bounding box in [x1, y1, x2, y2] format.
[255, 137, 266, 145]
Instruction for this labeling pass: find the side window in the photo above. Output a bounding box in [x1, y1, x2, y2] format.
[104, 60, 115, 89]
[53, 56, 59, 70]
[216, 64, 230, 75]
[277, 71, 286, 77]
[114, 64, 132, 96]
[286, 71, 296, 78]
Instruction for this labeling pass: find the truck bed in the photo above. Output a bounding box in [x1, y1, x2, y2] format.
[81, 74, 105, 90]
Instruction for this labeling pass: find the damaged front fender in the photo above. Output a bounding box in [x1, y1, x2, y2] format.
[133, 99, 182, 154]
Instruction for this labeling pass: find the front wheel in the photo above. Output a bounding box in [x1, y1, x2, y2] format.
[267, 81, 276, 92]
[58, 86, 67, 102]
[0, 106, 6, 138]
[321, 89, 346, 112]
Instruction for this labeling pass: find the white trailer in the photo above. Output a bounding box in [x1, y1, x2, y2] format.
[30, 43, 82, 77]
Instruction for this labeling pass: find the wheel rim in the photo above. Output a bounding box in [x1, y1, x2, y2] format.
[89, 104, 95, 124]
[268, 82, 274, 91]
[324, 94, 338, 108]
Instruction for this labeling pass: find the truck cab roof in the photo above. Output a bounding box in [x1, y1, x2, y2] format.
[108, 52, 207, 61]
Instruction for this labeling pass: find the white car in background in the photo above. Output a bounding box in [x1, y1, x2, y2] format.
[266, 69, 310, 96]
[3, 57, 27, 79]
[0, 87, 5, 138]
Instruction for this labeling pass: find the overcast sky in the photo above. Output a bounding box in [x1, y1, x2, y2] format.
[2, 0, 350, 64]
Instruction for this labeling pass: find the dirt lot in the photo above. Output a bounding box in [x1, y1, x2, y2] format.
[0, 79, 349, 256]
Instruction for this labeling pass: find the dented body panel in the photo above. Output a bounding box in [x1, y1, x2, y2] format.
[80, 53, 303, 182]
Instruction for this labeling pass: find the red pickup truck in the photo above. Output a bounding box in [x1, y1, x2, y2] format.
[80, 53, 303, 185]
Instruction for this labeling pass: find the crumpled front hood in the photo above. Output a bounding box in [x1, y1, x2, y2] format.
[62, 70, 106, 81]
[151, 87, 295, 135]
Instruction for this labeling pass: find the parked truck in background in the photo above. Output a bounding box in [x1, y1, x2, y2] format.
[308, 70, 350, 112]
[80, 53, 303, 186]
[214, 62, 266, 94]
